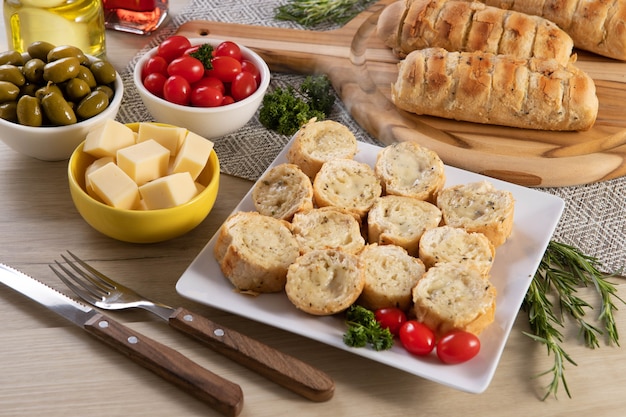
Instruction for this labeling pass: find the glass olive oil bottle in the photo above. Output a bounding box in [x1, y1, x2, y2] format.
[3, 0, 106, 57]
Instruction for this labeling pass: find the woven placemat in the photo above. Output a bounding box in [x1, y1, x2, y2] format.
[115, 0, 625, 273]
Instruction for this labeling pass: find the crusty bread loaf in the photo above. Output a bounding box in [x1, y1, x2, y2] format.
[436, 180, 514, 247]
[367, 195, 442, 256]
[291, 207, 365, 254]
[419, 225, 495, 275]
[374, 141, 446, 203]
[252, 163, 313, 221]
[286, 118, 358, 179]
[285, 249, 364, 315]
[213, 211, 300, 293]
[392, 47, 598, 131]
[472, 0, 626, 61]
[358, 244, 426, 311]
[378, 0, 574, 65]
[313, 158, 382, 218]
[412, 263, 496, 336]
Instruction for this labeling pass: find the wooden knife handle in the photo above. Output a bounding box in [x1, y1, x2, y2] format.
[84, 312, 244, 417]
[169, 307, 335, 402]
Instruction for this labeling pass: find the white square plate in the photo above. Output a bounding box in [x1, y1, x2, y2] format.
[176, 139, 564, 394]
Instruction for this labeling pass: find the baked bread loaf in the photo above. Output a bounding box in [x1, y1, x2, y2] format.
[252, 163, 313, 221]
[313, 158, 382, 218]
[291, 207, 365, 254]
[374, 141, 445, 203]
[471, 0, 626, 61]
[392, 47, 598, 131]
[378, 0, 574, 65]
[285, 249, 364, 316]
[367, 195, 442, 256]
[286, 118, 358, 179]
[436, 180, 514, 247]
[412, 263, 497, 336]
[213, 211, 300, 293]
[419, 225, 495, 275]
[358, 244, 426, 311]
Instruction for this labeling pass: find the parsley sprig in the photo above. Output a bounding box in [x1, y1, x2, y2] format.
[523, 241, 625, 400]
[343, 305, 393, 351]
[275, 0, 378, 27]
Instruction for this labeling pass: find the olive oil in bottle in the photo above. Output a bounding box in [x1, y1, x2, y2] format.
[3, 0, 106, 58]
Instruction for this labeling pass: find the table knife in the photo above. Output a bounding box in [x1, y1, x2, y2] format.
[0, 263, 244, 417]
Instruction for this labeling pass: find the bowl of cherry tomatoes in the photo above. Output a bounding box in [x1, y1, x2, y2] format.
[133, 36, 270, 139]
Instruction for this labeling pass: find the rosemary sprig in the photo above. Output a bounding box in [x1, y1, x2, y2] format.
[523, 241, 625, 400]
[275, 0, 378, 27]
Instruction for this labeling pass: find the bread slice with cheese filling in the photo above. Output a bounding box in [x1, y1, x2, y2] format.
[252, 163, 313, 221]
[291, 207, 365, 254]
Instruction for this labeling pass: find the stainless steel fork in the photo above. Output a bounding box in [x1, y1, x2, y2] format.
[50, 251, 334, 402]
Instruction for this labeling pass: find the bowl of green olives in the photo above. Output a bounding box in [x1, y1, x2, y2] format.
[0, 42, 123, 161]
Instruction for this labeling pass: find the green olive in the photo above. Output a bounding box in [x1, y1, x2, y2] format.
[27, 41, 56, 61]
[22, 58, 45, 84]
[16, 95, 43, 127]
[35, 83, 63, 100]
[65, 78, 91, 101]
[41, 91, 76, 125]
[89, 60, 117, 85]
[47, 45, 89, 66]
[76, 90, 109, 119]
[94, 84, 114, 101]
[20, 83, 38, 97]
[0, 64, 25, 87]
[0, 50, 24, 66]
[0, 80, 20, 103]
[0, 101, 17, 122]
[75, 65, 97, 88]
[43, 57, 80, 84]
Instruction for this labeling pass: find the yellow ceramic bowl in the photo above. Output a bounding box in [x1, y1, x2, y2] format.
[68, 123, 220, 243]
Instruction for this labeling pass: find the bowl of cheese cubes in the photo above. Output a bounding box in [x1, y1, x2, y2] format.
[68, 121, 219, 243]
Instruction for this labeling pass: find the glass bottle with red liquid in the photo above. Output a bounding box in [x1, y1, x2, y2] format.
[103, 0, 168, 35]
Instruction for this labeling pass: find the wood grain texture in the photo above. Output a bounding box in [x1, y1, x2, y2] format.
[176, 0, 626, 187]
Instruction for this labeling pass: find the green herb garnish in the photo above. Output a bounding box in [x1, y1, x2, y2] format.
[275, 0, 378, 27]
[343, 305, 394, 351]
[189, 43, 214, 69]
[523, 241, 624, 400]
[259, 75, 335, 136]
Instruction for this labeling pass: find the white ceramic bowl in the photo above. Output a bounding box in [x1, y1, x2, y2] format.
[0, 64, 123, 161]
[133, 38, 270, 139]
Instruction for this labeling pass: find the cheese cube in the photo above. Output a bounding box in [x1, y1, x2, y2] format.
[138, 172, 198, 209]
[87, 162, 139, 209]
[85, 156, 115, 200]
[170, 131, 214, 180]
[84, 119, 136, 158]
[117, 139, 170, 186]
[137, 123, 186, 156]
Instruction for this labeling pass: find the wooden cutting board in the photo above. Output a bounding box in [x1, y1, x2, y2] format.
[176, 0, 626, 187]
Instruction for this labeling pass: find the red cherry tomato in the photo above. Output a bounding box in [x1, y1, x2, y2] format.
[190, 85, 223, 107]
[214, 41, 242, 61]
[230, 71, 257, 101]
[167, 55, 205, 84]
[221, 95, 235, 105]
[157, 35, 192, 62]
[241, 59, 261, 85]
[142, 55, 168, 78]
[208, 56, 242, 83]
[163, 75, 191, 105]
[436, 331, 481, 364]
[399, 320, 435, 356]
[193, 76, 225, 95]
[374, 307, 407, 336]
[142, 72, 167, 97]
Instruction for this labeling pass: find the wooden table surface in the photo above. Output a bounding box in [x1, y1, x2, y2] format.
[1, 2, 625, 416]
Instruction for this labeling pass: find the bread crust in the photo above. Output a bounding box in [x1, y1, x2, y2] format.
[286, 249, 365, 315]
[286, 118, 358, 179]
[213, 212, 300, 293]
[412, 263, 497, 336]
[252, 163, 313, 221]
[358, 244, 426, 311]
[436, 180, 515, 247]
[367, 195, 442, 256]
[392, 47, 598, 131]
